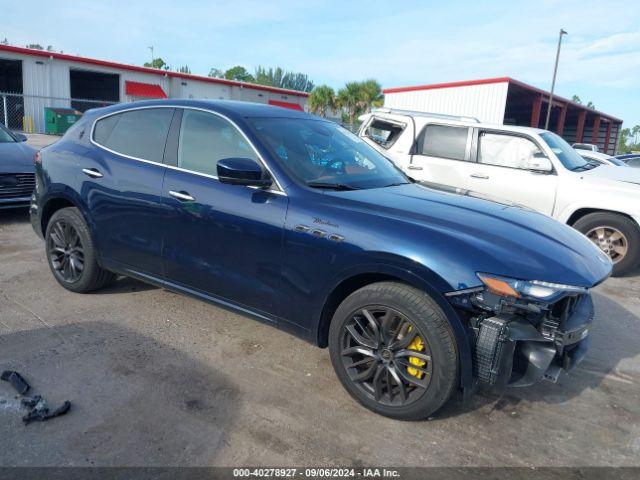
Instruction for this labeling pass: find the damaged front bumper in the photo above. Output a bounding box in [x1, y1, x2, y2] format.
[449, 286, 595, 390]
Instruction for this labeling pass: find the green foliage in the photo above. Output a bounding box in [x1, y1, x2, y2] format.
[177, 65, 191, 74]
[586, 101, 595, 109]
[571, 95, 582, 104]
[26, 43, 43, 50]
[254, 66, 314, 93]
[617, 126, 640, 154]
[224, 66, 255, 83]
[208, 68, 224, 78]
[143, 58, 170, 70]
[336, 79, 383, 127]
[308, 85, 337, 117]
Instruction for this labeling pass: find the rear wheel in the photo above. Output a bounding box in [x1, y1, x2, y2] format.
[573, 212, 640, 277]
[45, 207, 115, 292]
[328, 282, 458, 420]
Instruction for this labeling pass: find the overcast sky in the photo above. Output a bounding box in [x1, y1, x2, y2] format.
[3, 0, 639, 128]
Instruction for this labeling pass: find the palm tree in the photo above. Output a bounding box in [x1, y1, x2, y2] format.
[632, 125, 640, 145]
[338, 82, 365, 128]
[307, 85, 336, 118]
[359, 79, 383, 113]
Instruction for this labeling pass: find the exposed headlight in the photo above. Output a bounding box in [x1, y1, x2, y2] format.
[477, 273, 587, 301]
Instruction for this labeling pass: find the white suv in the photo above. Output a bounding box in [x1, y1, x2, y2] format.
[358, 109, 640, 276]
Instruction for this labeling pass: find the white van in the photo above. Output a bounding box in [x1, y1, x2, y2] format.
[358, 108, 640, 276]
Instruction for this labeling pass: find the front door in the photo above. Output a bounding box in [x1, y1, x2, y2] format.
[161, 108, 288, 315]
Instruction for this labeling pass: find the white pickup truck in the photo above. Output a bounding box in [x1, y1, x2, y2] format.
[358, 108, 640, 276]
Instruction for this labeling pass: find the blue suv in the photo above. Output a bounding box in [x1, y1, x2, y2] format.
[30, 100, 612, 419]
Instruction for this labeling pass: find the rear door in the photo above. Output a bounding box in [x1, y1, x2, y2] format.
[408, 123, 476, 188]
[161, 108, 288, 315]
[464, 129, 558, 214]
[83, 107, 176, 275]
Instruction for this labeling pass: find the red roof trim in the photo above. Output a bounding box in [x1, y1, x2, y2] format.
[0, 44, 309, 97]
[383, 76, 622, 123]
[268, 100, 304, 111]
[383, 77, 511, 94]
[125, 80, 167, 99]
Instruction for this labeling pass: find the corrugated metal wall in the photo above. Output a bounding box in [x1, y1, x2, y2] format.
[384, 82, 509, 124]
[0, 50, 307, 133]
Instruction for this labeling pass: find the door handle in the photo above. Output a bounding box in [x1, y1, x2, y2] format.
[82, 168, 103, 178]
[470, 173, 489, 180]
[407, 165, 423, 170]
[169, 190, 196, 202]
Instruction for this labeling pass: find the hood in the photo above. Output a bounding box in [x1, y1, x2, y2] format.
[327, 183, 612, 290]
[581, 165, 640, 186]
[0, 142, 37, 173]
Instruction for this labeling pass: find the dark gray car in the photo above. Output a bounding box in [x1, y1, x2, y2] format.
[0, 125, 36, 209]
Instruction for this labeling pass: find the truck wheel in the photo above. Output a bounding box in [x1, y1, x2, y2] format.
[574, 212, 640, 277]
[45, 207, 115, 293]
[328, 282, 458, 420]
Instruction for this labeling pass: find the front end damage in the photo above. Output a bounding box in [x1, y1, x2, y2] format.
[447, 277, 594, 390]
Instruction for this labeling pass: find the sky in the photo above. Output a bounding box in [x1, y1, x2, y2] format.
[3, 0, 640, 128]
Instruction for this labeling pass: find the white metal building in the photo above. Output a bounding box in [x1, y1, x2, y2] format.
[383, 77, 623, 155]
[0, 45, 308, 133]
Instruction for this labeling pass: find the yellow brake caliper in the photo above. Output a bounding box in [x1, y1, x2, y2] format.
[406, 327, 426, 379]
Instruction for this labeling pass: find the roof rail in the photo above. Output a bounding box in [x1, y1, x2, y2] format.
[372, 107, 480, 123]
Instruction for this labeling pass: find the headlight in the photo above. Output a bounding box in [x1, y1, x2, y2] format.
[477, 273, 586, 301]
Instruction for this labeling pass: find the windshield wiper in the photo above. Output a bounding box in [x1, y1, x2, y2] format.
[306, 181, 359, 191]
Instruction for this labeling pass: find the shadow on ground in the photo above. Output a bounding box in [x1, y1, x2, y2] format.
[0, 208, 30, 226]
[0, 322, 238, 466]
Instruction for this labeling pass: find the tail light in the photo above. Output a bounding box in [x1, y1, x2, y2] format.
[34, 151, 41, 165]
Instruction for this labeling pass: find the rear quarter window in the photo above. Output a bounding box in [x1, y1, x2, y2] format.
[364, 118, 405, 149]
[93, 108, 174, 163]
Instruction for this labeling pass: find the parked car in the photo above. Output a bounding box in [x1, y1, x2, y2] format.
[615, 153, 640, 168]
[0, 124, 37, 209]
[577, 150, 628, 167]
[31, 100, 612, 420]
[572, 142, 598, 152]
[358, 109, 640, 276]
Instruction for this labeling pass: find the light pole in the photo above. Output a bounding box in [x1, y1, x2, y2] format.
[148, 46, 154, 67]
[544, 29, 567, 130]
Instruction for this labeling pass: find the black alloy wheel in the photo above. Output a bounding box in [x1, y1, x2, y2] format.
[48, 219, 85, 283]
[340, 305, 433, 406]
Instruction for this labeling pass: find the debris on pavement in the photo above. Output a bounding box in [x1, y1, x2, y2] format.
[1, 370, 30, 395]
[21, 395, 71, 425]
[1, 370, 71, 425]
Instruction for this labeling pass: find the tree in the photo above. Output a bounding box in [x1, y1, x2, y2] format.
[307, 85, 336, 118]
[224, 66, 255, 83]
[586, 101, 595, 109]
[359, 79, 382, 113]
[143, 58, 170, 70]
[254, 66, 314, 92]
[177, 65, 191, 74]
[26, 43, 43, 50]
[1, 38, 8, 45]
[337, 82, 364, 128]
[208, 68, 224, 78]
[571, 95, 582, 104]
[633, 125, 640, 145]
[618, 128, 631, 153]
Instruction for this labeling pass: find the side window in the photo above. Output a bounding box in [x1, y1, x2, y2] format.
[418, 125, 469, 161]
[478, 132, 545, 170]
[629, 158, 640, 168]
[177, 110, 258, 177]
[93, 108, 174, 162]
[364, 118, 405, 149]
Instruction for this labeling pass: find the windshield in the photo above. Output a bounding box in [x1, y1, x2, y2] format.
[540, 132, 589, 171]
[248, 118, 409, 190]
[0, 125, 16, 143]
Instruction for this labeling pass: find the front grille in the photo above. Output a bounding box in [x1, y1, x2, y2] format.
[0, 173, 35, 199]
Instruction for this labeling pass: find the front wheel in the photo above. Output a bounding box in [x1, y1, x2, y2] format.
[573, 212, 640, 277]
[45, 207, 115, 293]
[328, 282, 458, 420]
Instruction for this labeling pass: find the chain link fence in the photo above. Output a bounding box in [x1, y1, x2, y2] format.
[0, 92, 119, 135]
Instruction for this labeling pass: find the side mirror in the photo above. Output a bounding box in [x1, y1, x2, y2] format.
[217, 157, 272, 188]
[526, 154, 553, 173]
[14, 132, 28, 142]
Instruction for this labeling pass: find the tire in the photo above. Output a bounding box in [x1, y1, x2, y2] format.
[45, 207, 115, 293]
[573, 212, 640, 277]
[328, 282, 458, 420]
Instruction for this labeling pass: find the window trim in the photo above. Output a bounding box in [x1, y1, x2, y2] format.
[474, 128, 557, 175]
[414, 122, 473, 162]
[90, 105, 286, 195]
